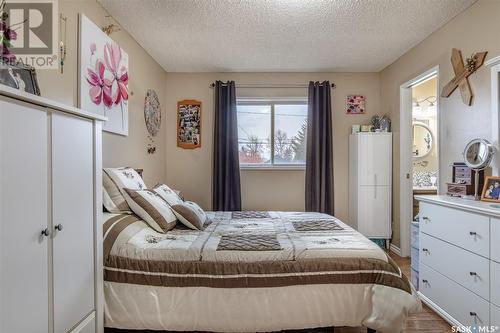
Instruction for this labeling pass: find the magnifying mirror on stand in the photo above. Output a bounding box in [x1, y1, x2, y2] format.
[463, 139, 495, 200]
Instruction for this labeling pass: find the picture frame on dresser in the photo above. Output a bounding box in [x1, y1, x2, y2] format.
[0, 61, 41, 96]
[481, 176, 500, 202]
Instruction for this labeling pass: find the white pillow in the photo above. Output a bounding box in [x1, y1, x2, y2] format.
[123, 189, 177, 233]
[171, 201, 207, 230]
[153, 184, 183, 206]
[105, 167, 147, 192]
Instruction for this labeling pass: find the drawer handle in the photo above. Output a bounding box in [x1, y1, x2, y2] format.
[422, 216, 430, 222]
[469, 231, 477, 236]
[422, 279, 429, 284]
[469, 272, 477, 276]
[422, 248, 430, 254]
[470, 312, 477, 317]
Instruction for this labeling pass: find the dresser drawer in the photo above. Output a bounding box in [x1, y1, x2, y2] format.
[420, 233, 489, 300]
[419, 202, 489, 257]
[492, 219, 500, 263]
[492, 260, 500, 307]
[420, 264, 490, 327]
[492, 303, 500, 328]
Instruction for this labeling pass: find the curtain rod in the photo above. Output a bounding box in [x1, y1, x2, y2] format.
[209, 82, 336, 89]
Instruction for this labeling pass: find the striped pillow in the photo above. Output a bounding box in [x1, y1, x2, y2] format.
[103, 168, 147, 213]
[171, 201, 207, 230]
[123, 189, 177, 233]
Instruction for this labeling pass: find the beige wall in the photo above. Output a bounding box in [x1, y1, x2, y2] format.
[165, 72, 381, 223]
[35, 0, 167, 186]
[380, 0, 500, 247]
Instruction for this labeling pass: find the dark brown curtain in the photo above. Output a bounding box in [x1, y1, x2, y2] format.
[305, 81, 334, 215]
[212, 81, 241, 211]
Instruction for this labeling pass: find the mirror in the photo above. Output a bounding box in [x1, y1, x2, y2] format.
[464, 139, 494, 170]
[463, 138, 495, 200]
[412, 123, 433, 158]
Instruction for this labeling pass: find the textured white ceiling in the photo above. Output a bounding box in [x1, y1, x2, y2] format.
[98, 0, 476, 72]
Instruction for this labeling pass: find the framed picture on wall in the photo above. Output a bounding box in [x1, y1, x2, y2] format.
[78, 14, 129, 136]
[177, 100, 202, 149]
[346, 95, 366, 114]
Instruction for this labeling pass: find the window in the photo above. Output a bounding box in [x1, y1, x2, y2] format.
[237, 99, 308, 167]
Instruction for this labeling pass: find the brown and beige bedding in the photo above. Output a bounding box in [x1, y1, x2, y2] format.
[103, 211, 420, 333]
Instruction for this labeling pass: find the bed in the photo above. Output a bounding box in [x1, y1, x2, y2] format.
[103, 210, 420, 333]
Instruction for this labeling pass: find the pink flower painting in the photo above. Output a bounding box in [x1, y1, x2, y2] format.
[86, 59, 113, 107]
[79, 14, 129, 135]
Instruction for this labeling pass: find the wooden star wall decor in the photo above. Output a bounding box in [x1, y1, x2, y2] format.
[441, 48, 488, 106]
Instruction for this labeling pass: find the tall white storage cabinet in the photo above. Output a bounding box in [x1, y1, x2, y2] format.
[0, 86, 104, 333]
[349, 133, 392, 239]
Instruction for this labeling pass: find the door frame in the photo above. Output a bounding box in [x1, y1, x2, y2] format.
[399, 66, 440, 257]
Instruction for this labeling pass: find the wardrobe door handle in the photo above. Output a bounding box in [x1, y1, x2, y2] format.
[41, 228, 50, 237]
[55, 224, 63, 231]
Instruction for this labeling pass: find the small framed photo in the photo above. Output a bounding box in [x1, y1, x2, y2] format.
[481, 176, 500, 202]
[346, 95, 365, 114]
[0, 61, 41, 96]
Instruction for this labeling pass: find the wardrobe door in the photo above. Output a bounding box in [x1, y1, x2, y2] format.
[51, 112, 94, 333]
[357, 185, 391, 238]
[0, 98, 48, 333]
[357, 134, 392, 186]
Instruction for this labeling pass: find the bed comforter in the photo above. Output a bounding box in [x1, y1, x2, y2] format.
[103, 211, 421, 333]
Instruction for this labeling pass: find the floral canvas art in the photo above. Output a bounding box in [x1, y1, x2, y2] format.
[346, 95, 366, 114]
[79, 14, 129, 135]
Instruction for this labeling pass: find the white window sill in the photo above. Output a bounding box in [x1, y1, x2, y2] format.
[240, 165, 306, 171]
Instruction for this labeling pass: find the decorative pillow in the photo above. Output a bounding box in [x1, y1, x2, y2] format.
[102, 167, 147, 213]
[123, 189, 177, 233]
[171, 201, 207, 230]
[153, 184, 184, 206]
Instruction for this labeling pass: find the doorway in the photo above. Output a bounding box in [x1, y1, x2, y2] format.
[399, 66, 440, 258]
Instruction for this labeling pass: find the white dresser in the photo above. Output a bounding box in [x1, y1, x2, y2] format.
[349, 132, 392, 239]
[0, 85, 105, 333]
[415, 195, 500, 329]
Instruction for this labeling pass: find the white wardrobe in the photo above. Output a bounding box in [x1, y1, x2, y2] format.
[0, 86, 104, 333]
[348, 132, 392, 239]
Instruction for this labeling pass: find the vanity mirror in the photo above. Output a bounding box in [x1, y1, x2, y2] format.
[412, 122, 433, 158]
[463, 138, 494, 200]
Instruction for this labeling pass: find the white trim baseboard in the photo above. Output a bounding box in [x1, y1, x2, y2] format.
[389, 243, 403, 257]
[417, 292, 462, 328]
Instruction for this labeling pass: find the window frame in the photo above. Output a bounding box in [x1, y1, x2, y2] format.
[237, 97, 308, 170]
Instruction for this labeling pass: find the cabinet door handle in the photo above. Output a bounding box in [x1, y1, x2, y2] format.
[422, 216, 430, 222]
[422, 279, 429, 284]
[54, 224, 63, 231]
[41, 228, 50, 237]
[470, 312, 477, 317]
[422, 248, 429, 253]
[469, 272, 477, 276]
[469, 231, 477, 236]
